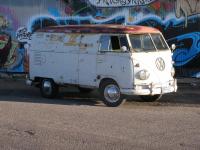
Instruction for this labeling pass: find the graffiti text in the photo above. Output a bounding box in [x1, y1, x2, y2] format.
[89, 0, 156, 7]
[16, 27, 32, 42]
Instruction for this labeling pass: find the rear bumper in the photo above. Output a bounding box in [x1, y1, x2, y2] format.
[121, 79, 177, 96]
[26, 79, 33, 86]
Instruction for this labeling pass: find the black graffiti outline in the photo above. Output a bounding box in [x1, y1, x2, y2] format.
[16, 28, 32, 41]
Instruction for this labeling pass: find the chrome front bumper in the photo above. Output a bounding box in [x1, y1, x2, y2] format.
[121, 79, 177, 96]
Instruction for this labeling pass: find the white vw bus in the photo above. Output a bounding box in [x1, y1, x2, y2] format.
[28, 25, 177, 107]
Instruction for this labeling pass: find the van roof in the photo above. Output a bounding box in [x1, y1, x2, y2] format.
[37, 24, 161, 34]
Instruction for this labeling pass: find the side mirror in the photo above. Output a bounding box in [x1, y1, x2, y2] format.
[121, 46, 128, 52]
[171, 44, 176, 51]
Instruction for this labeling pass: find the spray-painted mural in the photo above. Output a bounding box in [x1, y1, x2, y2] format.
[0, 0, 199, 76]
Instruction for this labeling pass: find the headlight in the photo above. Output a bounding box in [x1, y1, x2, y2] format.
[171, 67, 175, 77]
[138, 70, 150, 80]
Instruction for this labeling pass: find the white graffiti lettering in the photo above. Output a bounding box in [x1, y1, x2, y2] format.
[175, 0, 200, 27]
[89, 0, 156, 7]
[16, 27, 32, 42]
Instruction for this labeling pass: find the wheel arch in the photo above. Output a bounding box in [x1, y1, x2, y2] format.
[33, 77, 56, 87]
[34, 77, 55, 83]
[99, 78, 118, 89]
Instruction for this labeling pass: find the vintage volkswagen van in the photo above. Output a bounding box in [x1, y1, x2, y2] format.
[28, 25, 177, 107]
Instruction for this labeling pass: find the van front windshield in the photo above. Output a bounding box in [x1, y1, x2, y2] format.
[129, 34, 168, 52]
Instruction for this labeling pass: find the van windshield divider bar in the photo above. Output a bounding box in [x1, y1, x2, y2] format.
[149, 33, 158, 52]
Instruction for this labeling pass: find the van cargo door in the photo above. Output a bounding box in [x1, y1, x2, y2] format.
[78, 35, 99, 87]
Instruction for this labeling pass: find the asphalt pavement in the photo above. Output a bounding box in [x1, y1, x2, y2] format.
[0, 77, 199, 150]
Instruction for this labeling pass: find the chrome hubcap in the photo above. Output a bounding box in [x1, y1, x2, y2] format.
[43, 80, 52, 95]
[104, 84, 120, 103]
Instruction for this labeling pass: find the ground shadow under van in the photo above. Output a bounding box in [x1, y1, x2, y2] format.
[0, 78, 200, 107]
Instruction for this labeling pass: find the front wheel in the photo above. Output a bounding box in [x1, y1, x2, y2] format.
[140, 94, 162, 102]
[100, 80, 125, 107]
[40, 79, 58, 98]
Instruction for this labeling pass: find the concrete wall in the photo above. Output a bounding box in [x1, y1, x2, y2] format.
[0, 0, 199, 77]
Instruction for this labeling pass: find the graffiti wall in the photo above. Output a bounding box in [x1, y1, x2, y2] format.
[0, 0, 199, 76]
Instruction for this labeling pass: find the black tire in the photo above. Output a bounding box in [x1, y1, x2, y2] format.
[40, 79, 58, 98]
[140, 94, 162, 102]
[78, 87, 93, 93]
[99, 80, 125, 107]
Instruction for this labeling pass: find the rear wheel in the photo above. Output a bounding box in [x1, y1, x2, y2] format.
[100, 80, 125, 107]
[140, 94, 162, 102]
[40, 79, 58, 98]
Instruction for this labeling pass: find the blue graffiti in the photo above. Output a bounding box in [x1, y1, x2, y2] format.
[48, 8, 61, 17]
[169, 32, 200, 66]
[28, 14, 200, 77]
[28, 15, 125, 32]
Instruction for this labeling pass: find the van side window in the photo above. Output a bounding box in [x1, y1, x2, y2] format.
[119, 36, 129, 50]
[111, 36, 129, 52]
[99, 35, 128, 52]
[99, 35, 111, 51]
[111, 36, 120, 51]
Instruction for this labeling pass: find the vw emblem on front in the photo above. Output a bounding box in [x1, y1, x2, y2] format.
[155, 57, 165, 71]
